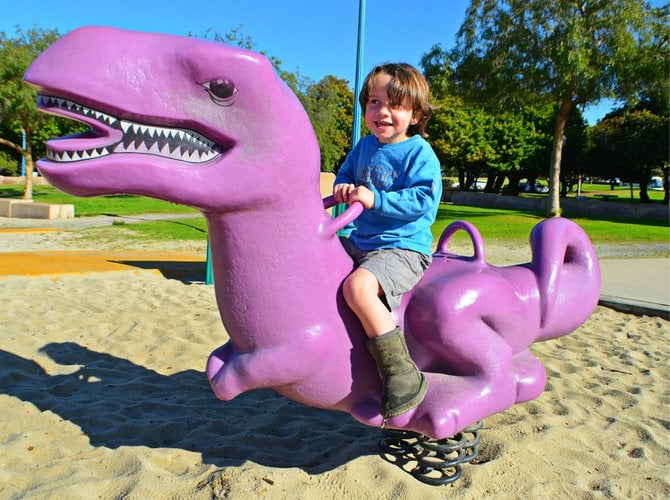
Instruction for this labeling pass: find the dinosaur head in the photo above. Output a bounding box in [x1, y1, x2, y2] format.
[24, 26, 320, 212]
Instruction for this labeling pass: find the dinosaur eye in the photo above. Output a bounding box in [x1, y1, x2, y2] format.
[201, 78, 237, 106]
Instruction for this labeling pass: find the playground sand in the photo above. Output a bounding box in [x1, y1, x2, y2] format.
[0, 231, 668, 498]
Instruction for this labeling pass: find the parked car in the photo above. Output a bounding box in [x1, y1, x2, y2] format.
[519, 180, 549, 193]
[648, 177, 664, 190]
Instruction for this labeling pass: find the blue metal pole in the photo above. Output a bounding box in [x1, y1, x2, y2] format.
[351, 0, 366, 148]
[333, 0, 366, 231]
[334, 0, 366, 229]
[21, 128, 26, 176]
[205, 238, 214, 285]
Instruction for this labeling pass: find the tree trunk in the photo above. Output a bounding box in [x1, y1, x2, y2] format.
[22, 129, 34, 201]
[547, 96, 575, 217]
[638, 176, 651, 203]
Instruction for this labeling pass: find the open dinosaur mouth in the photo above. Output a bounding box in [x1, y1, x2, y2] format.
[38, 95, 227, 164]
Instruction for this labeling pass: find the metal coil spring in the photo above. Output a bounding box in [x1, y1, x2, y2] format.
[378, 420, 483, 486]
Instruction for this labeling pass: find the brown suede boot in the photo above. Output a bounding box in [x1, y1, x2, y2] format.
[366, 327, 427, 418]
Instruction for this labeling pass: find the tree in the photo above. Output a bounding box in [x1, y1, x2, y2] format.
[420, 43, 453, 100]
[428, 95, 494, 190]
[299, 76, 354, 172]
[589, 110, 669, 203]
[452, 0, 660, 216]
[486, 110, 544, 193]
[0, 26, 61, 198]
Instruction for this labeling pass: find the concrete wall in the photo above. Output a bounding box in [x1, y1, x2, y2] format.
[1, 176, 50, 185]
[445, 190, 669, 221]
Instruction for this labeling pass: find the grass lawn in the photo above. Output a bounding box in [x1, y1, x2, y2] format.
[2, 184, 667, 248]
[431, 204, 668, 248]
[0, 184, 197, 216]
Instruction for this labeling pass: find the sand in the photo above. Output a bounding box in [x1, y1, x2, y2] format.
[0, 224, 668, 498]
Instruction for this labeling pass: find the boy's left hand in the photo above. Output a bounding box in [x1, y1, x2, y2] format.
[348, 185, 375, 209]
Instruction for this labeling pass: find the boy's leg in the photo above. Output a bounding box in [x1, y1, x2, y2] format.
[342, 266, 427, 419]
[342, 267, 396, 337]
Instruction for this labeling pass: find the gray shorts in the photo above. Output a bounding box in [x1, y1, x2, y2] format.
[340, 237, 431, 311]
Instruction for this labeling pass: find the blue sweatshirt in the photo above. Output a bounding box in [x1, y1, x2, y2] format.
[334, 134, 442, 255]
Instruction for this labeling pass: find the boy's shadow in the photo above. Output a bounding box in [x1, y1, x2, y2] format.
[0, 342, 378, 473]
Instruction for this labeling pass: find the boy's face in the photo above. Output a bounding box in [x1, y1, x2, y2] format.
[364, 73, 418, 144]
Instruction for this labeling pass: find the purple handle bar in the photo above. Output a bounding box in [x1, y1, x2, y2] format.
[323, 195, 485, 262]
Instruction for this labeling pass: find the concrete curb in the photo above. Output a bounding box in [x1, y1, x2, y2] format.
[599, 295, 670, 319]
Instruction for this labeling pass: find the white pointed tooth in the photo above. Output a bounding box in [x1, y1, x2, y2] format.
[121, 121, 132, 133]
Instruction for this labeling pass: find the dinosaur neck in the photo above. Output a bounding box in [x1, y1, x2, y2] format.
[203, 196, 352, 347]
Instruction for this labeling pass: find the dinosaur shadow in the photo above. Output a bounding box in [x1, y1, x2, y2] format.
[110, 259, 206, 283]
[0, 342, 378, 473]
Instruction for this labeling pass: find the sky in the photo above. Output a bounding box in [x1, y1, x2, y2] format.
[1, 0, 659, 124]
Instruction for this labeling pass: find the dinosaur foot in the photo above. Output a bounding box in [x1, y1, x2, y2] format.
[351, 372, 516, 440]
[510, 349, 547, 403]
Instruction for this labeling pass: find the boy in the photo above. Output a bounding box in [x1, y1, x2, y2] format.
[333, 63, 442, 419]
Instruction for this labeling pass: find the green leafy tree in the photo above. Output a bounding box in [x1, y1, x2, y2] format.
[299, 75, 354, 172]
[0, 26, 63, 198]
[486, 111, 544, 192]
[589, 109, 668, 203]
[420, 43, 453, 100]
[452, 0, 660, 216]
[428, 95, 494, 190]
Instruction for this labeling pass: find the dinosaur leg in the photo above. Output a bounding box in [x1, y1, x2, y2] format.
[206, 337, 329, 401]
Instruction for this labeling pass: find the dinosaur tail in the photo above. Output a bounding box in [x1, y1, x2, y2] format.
[530, 217, 601, 337]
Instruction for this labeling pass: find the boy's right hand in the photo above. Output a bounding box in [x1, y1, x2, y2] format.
[333, 183, 355, 204]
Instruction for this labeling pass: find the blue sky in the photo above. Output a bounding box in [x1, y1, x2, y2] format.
[2, 0, 659, 124]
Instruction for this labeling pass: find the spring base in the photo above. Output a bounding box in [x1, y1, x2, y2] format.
[378, 420, 482, 486]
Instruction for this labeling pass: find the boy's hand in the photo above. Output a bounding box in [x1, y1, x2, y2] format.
[349, 185, 375, 209]
[334, 183, 375, 209]
[333, 183, 355, 204]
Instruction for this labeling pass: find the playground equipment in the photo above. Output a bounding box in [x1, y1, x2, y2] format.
[24, 26, 600, 481]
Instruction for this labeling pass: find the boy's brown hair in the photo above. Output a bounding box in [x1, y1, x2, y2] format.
[358, 63, 433, 138]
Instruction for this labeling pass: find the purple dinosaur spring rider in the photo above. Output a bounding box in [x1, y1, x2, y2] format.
[25, 27, 601, 484]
